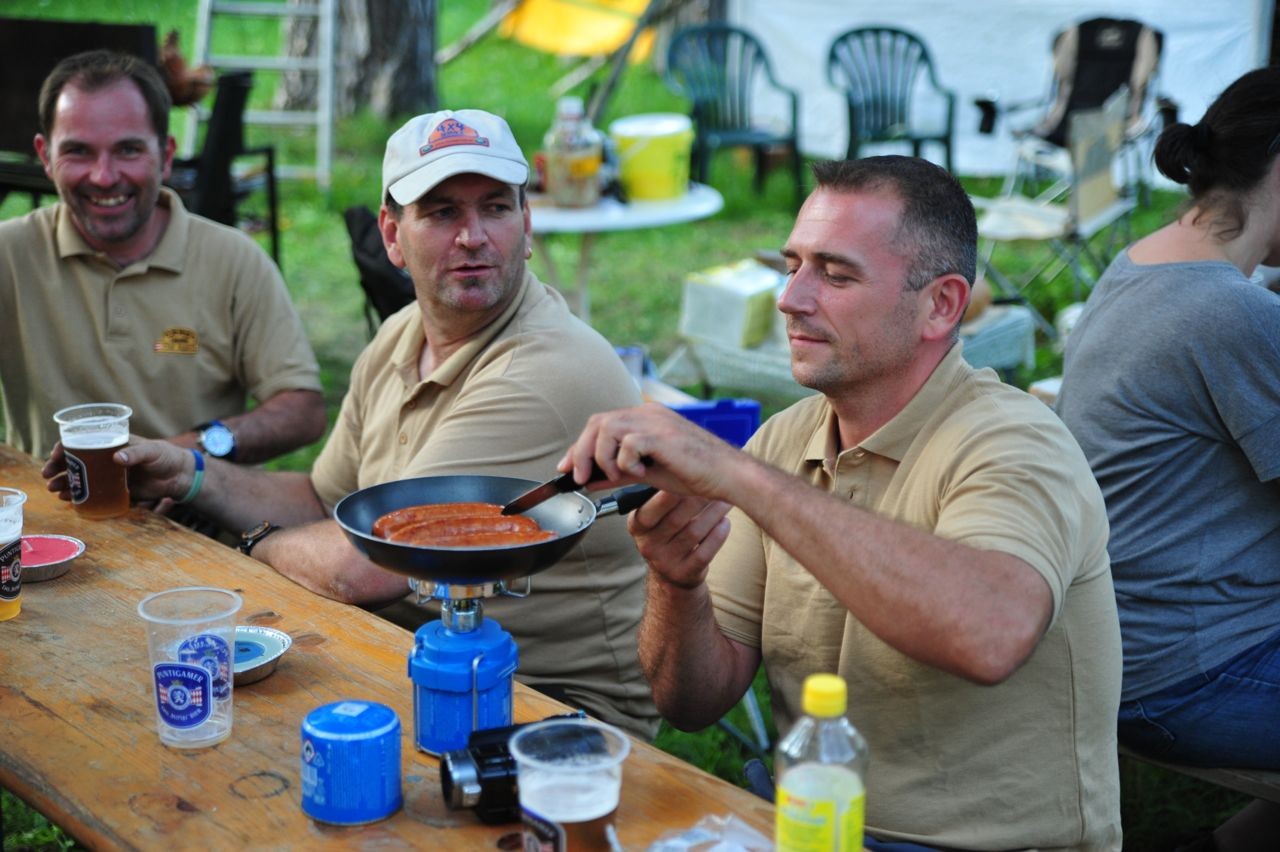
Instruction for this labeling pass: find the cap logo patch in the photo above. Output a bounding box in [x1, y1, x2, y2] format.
[419, 118, 490, 156]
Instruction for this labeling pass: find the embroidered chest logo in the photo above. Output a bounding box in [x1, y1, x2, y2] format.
[154, 327, 198, 354]
[419, 118, 489, 156]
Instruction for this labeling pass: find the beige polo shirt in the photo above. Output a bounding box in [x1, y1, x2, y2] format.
[709, 344, 1122, 850]
[0, 189, 321, 457]
[312, 272, 658, 739]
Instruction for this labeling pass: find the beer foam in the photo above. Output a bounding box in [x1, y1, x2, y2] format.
[63, 431, 129, 450]
[520, 774, 617, 822]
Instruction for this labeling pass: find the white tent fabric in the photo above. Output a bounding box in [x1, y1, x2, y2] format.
[728, 0, 1272, 176]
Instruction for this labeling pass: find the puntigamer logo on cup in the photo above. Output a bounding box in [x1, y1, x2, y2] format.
[179, 633, 233, 700]
[153, 662, 214, 728]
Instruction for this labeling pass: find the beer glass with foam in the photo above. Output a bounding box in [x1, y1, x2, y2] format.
[52, 403, 132, 519]
[0, 488, 28, 622]
[509, 718, 630, 851]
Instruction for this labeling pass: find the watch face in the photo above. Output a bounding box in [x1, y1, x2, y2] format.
[201, 424, 236, 457]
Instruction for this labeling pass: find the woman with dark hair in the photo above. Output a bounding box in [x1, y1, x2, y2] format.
[1057, 65, 1280, 851]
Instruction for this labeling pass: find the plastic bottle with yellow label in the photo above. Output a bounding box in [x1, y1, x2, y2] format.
[775, 673, 869, 852]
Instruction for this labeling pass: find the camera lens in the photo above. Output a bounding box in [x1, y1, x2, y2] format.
[440, 750, 482, 809]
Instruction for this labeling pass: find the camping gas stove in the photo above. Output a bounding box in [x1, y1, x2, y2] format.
[406, 579, 522, 754]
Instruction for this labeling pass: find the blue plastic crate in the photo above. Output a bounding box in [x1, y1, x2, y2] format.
[670, 398, 761, 448]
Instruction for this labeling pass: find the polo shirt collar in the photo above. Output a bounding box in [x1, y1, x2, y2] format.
[54, 187, 189, 274]
[802, 342, 971, 464]
[392, 269, 534, 390]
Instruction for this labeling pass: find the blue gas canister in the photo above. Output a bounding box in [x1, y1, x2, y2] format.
[408, 617, 518, 754]
[300, 700, 402, 825]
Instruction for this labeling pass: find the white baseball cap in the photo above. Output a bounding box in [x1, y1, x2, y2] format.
[382, 109, 529, 205]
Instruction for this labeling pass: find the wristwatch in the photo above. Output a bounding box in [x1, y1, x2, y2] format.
[196, 420, 237, 461]
[238, 521, 282, 556]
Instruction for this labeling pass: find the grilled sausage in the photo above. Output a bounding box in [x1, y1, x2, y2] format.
[373, 502, 557, 547]
[372, 502, 501, 538]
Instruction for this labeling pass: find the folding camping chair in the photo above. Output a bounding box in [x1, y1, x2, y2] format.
[975, 16, 1174, 207]
[343, 205, 414, 337]
[169, 71, 282, 267]
[974, 88, 1135, 337]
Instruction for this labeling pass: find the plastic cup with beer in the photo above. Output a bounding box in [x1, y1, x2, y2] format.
[52, 403, 132, 519]
[138, 587, 242, 748]
[0, 488, 28, 622]
[509, 718, 631, 851]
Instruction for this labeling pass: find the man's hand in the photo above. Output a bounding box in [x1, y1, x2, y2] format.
[560, 402, 741, 500]
[628, 491, 732, 589]
[113, 440, 200, 503]
[44, 438, 196, 506]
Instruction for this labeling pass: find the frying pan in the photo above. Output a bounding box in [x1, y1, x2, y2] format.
[333, 475, 653, 586]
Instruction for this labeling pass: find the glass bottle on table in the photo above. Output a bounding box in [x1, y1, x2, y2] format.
[543, 95, 603, 208]
[775, 672, 870, 852]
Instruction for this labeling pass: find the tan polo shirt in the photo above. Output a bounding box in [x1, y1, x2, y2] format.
[312, 272, 658, 739]
[0, 189, 321, 457]
[709, 345, 1122, 850]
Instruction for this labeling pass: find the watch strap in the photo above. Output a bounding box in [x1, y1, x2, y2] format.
[238, 521, 282, 556]
[197, 420, 237, 461]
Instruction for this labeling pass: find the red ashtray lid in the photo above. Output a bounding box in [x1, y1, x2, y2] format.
[21, 534, 86, 567]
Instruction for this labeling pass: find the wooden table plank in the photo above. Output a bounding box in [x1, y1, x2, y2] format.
[0, 445, 773, 849]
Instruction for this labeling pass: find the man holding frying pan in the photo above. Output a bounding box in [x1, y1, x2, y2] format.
[44, 109, 658, 739]
[562, 158, 1123, 848]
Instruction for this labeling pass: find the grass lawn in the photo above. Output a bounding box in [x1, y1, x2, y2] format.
[0, 2, 1258, 850]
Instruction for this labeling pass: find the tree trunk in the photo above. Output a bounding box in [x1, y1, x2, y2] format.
[279, 0, 437, 119]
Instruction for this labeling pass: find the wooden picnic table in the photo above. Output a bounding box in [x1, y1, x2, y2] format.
[0, 444, 773, 849]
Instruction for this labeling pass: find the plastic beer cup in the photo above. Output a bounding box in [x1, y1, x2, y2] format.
[0, 488, 27, 622]
[509, 718, 630, 851]
[53, 403, 132, 519]
[138, 587, 241, 748]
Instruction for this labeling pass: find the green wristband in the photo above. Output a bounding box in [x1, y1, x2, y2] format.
[177, 449, 205, 504]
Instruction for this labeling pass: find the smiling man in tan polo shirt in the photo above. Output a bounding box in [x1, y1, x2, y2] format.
[0, 50, 324, 473]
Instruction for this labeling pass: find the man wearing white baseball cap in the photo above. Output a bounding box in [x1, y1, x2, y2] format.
[74, 109, 658, 737]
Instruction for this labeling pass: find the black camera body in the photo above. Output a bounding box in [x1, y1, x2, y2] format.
[439, 711, 586, 824]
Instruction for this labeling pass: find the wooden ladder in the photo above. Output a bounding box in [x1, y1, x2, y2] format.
[185, 0, 335, 189]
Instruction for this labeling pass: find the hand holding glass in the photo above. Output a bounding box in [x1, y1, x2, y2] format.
[53, 403, 132, 519]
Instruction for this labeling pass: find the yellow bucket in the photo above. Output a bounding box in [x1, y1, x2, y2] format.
[609, 113, 694, 201]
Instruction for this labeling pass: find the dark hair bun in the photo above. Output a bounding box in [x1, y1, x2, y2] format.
[1154, 122, 1199, 185]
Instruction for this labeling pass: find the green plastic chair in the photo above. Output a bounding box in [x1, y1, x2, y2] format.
[826, 26, 956, 173]
[664, 23, 803, 206]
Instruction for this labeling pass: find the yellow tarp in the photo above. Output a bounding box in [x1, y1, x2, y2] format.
[500, 0, 654, 60]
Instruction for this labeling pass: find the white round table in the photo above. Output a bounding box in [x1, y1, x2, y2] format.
[529, 183, 724, 323]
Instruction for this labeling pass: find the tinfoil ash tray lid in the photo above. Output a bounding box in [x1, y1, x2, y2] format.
[21, 535, 85, 582]
[234, 625, 293, 686]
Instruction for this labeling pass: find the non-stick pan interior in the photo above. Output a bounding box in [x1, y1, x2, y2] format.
[334, 475, 597, 585]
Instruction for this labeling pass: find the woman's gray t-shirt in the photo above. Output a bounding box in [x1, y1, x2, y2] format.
[1057, 251, 1280, 700]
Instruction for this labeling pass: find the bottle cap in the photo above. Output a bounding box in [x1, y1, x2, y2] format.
[556, 95, 585, 119]
[801, 673, 847, 717]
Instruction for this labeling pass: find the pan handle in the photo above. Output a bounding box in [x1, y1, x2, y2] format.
[595, 484, 658, 518]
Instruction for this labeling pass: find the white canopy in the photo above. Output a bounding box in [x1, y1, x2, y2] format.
[729, 0, 1272, 176]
